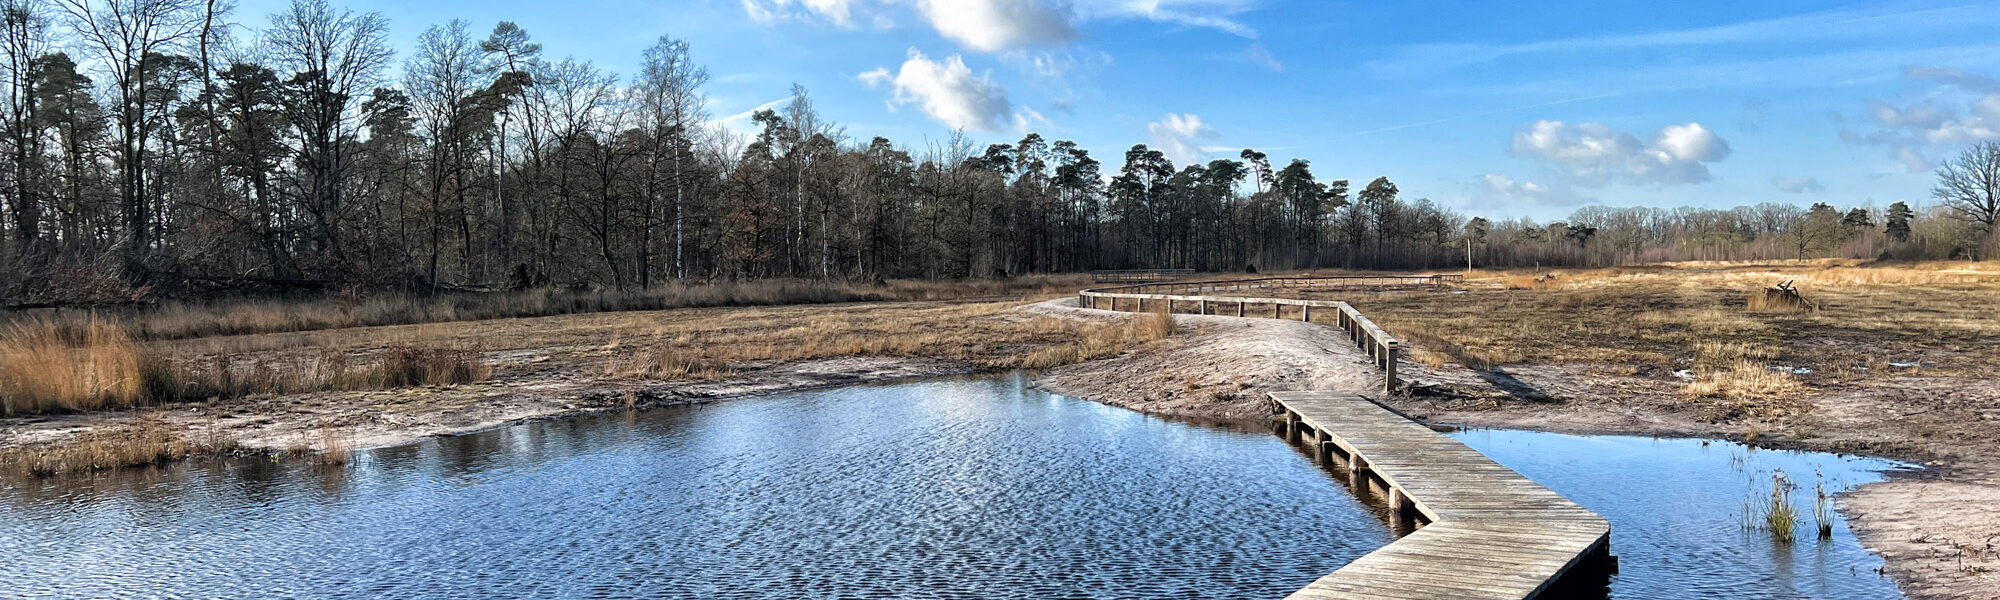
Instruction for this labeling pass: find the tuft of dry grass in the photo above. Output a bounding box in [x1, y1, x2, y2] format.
[316, 422, 350, 466]
[1684, 360, 1804, 420]
[0, 316, 147, 415]
[2, 312, 492, 416]
[0, 415, 237, 477]
[378, 347, 490, 387]
[1139, 310, 1177, 340]
[1812, 473, 1834, 539]
[1760, 472, 1800, 543]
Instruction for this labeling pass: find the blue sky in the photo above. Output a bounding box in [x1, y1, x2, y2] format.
[232, 0, 2000, 220]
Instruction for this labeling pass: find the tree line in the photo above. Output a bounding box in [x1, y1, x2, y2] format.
[0, 0, 1994, 306]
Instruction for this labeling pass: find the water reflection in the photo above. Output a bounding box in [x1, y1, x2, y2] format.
[1, 374, 1391, 599]
[0, 377, 1913, 599]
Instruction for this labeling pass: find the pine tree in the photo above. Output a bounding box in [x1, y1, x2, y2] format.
[1884, 201, 1914, 242]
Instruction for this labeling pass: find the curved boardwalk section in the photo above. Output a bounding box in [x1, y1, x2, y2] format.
[1081, 274, 1613, 598]
[1272, 391, 1612, 599]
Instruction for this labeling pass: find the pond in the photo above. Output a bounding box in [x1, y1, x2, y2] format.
[1452, 429, 1908, 599]
[0, 374, 1909, 599]
[0, 374, 1392, 599]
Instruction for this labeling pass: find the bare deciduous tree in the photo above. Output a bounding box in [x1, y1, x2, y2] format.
[1934, 141, 2000, 234]
[55, 0, 207, 275]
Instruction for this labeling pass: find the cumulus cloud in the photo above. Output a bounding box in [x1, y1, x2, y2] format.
[1771, 176, 1825, 193]
[1148, 113, 1218, 166]
[860, 49, 1015, 132]
[1478, 173, 1591, 206]
[1843, 67, 2000, 172]
[1510, 120, 1731, 186]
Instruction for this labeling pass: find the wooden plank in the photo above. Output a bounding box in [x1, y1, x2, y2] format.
[1270, 391, 1610, 600]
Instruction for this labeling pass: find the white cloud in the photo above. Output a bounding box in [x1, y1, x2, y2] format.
[742, 0, 868, 26]
[1147, 113, 1217, 166]
[1240, 43, 1283, 72]
[1086, 0, 1258, 38]
[912, 0, 1077, 52]
[1771, 176, 1825, 194]
[743, 0, 1259, 52]
[998, 48, 1112, 110]
[860, 49, 1015, 132]
[1366, 5, 2000, 79]
[1843, 67, 2000, 172]
[1478, 173, 1591, 206]
[1510, 120, 1730, 186]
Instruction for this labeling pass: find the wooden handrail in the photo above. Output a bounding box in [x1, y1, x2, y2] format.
[1079, 277, 1413, 393]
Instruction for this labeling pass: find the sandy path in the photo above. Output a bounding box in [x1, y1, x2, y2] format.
[1027, 298, 1382, 423]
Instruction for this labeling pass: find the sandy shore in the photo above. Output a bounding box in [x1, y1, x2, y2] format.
[0, 354, 976, 457]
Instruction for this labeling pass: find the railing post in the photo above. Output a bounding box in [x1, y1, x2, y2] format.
[1384, 341, 1399, 394]
[1199, 298, 1208, 315]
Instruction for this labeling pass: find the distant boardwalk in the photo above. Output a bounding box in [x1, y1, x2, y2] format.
[1271, 392, 1612, 599]
[1087, 268, 1195, 283]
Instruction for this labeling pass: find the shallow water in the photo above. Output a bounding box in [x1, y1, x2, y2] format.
[0, 375, 1909, 599]
[0, 375, 1392, 599]
[1453, 429, 1909, 599]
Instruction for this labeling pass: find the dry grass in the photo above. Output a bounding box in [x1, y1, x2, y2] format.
[1363, 261, 2000, 422]
[1501, 273, 1566, 290]
[1, 314, 491, 416]
[0, 415, 237, 476]
[315, 423, 350, 466]
[1745, 471, 1801, 543]
[0, 316, 146, 415]
[3, 276, 1092, 343]
[608, 302, 1179, 381]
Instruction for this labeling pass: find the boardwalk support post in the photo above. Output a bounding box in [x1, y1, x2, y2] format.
[1384, 341, 1398, 393]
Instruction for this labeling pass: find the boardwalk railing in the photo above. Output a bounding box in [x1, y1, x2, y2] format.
[1093, 273, 1460, 296]
[1088, 268, 1195, 283]
[1078, 276, 1439, 393]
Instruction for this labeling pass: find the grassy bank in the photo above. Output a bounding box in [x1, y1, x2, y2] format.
[3, 297, 1172, 476]
[605, 303, 1176, 380]
[1362, 260, 2000, 421]
[1, 316, 489, 416]
[3, 276, 1090, 342]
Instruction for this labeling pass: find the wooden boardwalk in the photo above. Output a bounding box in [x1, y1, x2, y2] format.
[1271, 391, 1612, 600]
